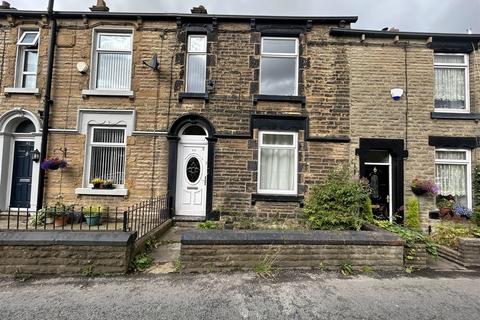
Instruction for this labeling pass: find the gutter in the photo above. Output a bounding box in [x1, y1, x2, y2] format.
[37, 0, 56, 210]
[0, 9, 357, 24]
[330, 28, 480, 42]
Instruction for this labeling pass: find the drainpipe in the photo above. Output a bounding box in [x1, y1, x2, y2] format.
[37, 0, 56, 210]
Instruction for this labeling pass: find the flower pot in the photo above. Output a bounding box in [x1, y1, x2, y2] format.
[69, 211, 83, 224]
[439, 208, 453, 219]
[45, 217, 54, 224]
[54, 215, 68, 227]
[85, 215, 101, 226]
[411, 186, 427, 196]
[93, 183, 102, 189]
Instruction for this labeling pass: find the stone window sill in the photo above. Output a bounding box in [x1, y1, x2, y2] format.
[4, 87, 40, 96]
[75, 188, 129, 197]
[253, 94, 306, 106]
[178, 92, 209, 102]
[431, 112, 480, 120]
[251, 193, 304, 205]
[82, 89, 134, 98]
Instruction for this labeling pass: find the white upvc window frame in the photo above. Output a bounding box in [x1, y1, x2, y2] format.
[257, 131, 298, 195]
[14, 29, 40, 89]
[185, 34, 207, 93]
[434, 148, 472, 209]
[434, 53, 470, 113]
[89, 28, 134, 92]
[84, 126, 127, 188]
[260, 37, 299, 96]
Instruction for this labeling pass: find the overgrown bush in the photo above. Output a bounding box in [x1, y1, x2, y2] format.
[405, 197, 421, 230]
[374, 220, 438, 256]
[361, 197, 374, 223]
[430, 222, 480, 249]
[473, 166, 480, 226]
[304, 166, 371, 231]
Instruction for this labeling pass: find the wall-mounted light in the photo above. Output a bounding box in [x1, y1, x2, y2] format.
[32, 149, 41, 162]
[76, 62, 89, 74]
[391, 88, 404, 101]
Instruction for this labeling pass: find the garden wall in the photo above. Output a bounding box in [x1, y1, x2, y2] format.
[0, 231, 136, 275]
[459, 238, 480, 267]
[180, 230, 405, 272]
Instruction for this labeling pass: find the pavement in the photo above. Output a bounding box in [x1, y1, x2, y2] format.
[1, 271, 480, 320]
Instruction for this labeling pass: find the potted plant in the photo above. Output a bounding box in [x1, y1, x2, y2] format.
[53, 211, 69, 227]
[436, 195, 455, 219]
[90, 178, 105, 189]
[40, 157, 67, 171]
[411, 178, 439, 196]
[84, 205, 104, 226]
[453, 204, 473, 221]
[102, 180, 115, 190]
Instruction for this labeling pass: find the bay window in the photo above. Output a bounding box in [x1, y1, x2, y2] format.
[186, 34, 207, 93]
[435, 149, 471, 208]
[260, 37, 298, 96]
[258, 131, 298, 195]
[91, 30, 133, 91]
[434, 53, 469, 112]
[15, 30, 39, 89]
[86, 127, 126, 187]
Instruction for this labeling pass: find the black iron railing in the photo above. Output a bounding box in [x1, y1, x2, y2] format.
[0, 193, 171, 240]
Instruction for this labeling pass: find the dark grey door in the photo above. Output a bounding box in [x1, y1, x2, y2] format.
[10, 141, 34, 208]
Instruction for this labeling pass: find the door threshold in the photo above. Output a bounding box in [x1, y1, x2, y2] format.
[173, 215, 206, 222]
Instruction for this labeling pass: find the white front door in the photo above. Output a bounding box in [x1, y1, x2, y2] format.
[175, 140, 208, 216]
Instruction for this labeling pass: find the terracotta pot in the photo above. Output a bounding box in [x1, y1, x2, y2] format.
[54, 215, 68, 227]
[439, 208, 453, 219]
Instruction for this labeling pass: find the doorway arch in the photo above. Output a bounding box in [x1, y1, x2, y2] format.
[0, 108, 42, 210]
[167, 114, 216, 218]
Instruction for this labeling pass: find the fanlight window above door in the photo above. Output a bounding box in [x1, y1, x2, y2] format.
[182, 125, 206, 136]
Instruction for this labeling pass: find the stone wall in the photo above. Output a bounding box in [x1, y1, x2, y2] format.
[459, 238, 480, 267]
[404, 243, 427, 269]
[0, 231, 136, 275]
[180, 230, 405, 272]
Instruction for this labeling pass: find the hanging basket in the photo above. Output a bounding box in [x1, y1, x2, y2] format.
[411, 186, 428, 196]
[41, 157, 67, 171]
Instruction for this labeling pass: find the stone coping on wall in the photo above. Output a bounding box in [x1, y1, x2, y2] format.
[181, 230, 405, 246]
[0, 230, 137, 246]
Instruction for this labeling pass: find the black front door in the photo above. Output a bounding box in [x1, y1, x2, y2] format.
[10, 141, 34, 208]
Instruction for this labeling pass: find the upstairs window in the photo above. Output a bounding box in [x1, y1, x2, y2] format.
[258, 131, 298, 195]
[260, 37, 298, 96]
[15, 30, 39, 89]
[186, 35, 207, 93]
[87, 127, 126, 186]
[91, 30, 133, 91]
[434, 53, 469, 112]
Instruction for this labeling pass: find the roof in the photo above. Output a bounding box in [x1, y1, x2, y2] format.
[0, 9, 358, 24]
[330, 28, 480, 42]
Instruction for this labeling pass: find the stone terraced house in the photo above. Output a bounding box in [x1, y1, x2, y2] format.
[0, 1, 479, 229]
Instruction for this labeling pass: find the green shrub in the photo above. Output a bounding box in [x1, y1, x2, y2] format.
[473, 205, 480, 227]
[374, 220, 438, 256]
[198, 221, 220, 229]
[361, 197, 374, 223]
[405, 197, 421, 230]
[430, 222, 480, 249]
[304, 166, 371, 231]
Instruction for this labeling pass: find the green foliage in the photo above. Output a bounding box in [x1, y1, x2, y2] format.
[405, 197, 421, 230]
[361, 197, 374, 223]
[254, 253, 278, 278]
[374, 220, 438, 256]
[132, 253, 154, 272]
[304, 166, 372, 231]
[430, 222, 480, 249]
[318, 262, 327, 272]
[361, 266, 373, 274]
[473, 166, 480, 226]
[340, 261, 354, 276]
[174, 257, 182, 272]
[81, 263, 95, 277]
[198, 221, 221, 229]
[405, 266, 414, 274]
[83, 204, 104, 217]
